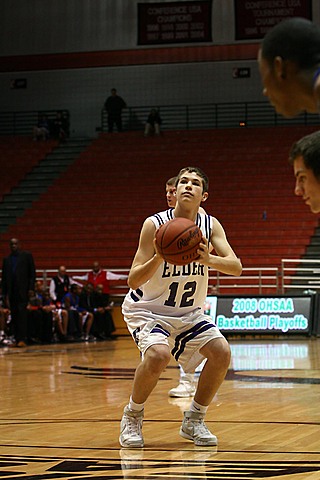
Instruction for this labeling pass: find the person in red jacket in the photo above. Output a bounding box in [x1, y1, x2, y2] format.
[74, 261, 127, 295]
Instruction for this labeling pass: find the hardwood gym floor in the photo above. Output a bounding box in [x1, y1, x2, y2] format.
[0, 336, 319, 479]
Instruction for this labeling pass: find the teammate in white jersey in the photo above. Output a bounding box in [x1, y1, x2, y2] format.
[120, 166, 242, 448]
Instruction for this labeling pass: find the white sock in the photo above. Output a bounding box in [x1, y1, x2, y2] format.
[129, 396, 144, 412]
[190, 399, 208, 415]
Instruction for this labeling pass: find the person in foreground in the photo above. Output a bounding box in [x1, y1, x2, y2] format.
[258, 17, 320, 118]
[120, 166, 242, 448]
[289, 130, 320, 214]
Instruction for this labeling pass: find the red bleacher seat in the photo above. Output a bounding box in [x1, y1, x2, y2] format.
[0, 136, 56, 201]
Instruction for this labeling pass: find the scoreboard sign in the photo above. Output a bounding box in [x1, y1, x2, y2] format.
[205, 295, 313, 335]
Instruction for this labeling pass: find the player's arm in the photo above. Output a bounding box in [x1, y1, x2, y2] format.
[197, 217, 242, 276]
[128, 219, 163, 290]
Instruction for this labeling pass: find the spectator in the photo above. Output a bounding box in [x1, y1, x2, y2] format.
[27, 288, 43, 344]
[33, 114, 50, 141]
[78, 283, 95, 341]
[74, 261, 127, 298]
[1, 238, 36, 347]
[104, 88, 127, 133]
[0, 307, 10, 346]
[42, 289, 68, 342]
[144, 109, 162, 137]
[51, 111, 69, 142]
[61, 284, 82, 340]
[34, 281, 55, 344]
[92, 283, 116, 340]
[0, 281, 10, 345]
[49, 266, 72, 305]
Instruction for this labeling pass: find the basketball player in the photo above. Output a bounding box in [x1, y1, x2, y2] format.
[166, 176, 206, 398]
[120, 166, 242, 448]
[165, 176, 177, 208]
[166, 176, 206, 215]
[258, 17, 320, 118]
[289, 130, 320, 214]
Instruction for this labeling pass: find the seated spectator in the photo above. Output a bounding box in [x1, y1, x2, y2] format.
[33, 114, 50, 141]
[144, 109, 162, 137]
[49, 266, 80, 305]
[0, 306, 10, 346]
[92, 283, 116, 340]
[0, 282, 10, 345]
[42, 290, 68, 342]
[27, 289, 43, 344]
[33, 281, 55, 344]
[62, 284, 93, 341]
[51, 111, 69, 142]
[61, 284, 82, 340]
[78, 283, 95, 341]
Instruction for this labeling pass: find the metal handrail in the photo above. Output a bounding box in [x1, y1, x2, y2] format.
[31, 259, 320, 297]
[35, 266, 280, 297]
[213, 267, 279, 295]
[281, 258, 320, 294]
[100, 101, 320, 132]
[0, 109, 70, 136]
[1, 102, 318, 136]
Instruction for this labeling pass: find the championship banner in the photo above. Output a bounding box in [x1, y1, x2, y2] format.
[234, 0, 312, 40]
[137, 1, 212, 45]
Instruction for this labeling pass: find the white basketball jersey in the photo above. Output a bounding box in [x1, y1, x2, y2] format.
[122, 209, 213, 317]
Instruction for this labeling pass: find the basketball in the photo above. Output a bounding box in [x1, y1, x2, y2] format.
[155, 217, 202, 265]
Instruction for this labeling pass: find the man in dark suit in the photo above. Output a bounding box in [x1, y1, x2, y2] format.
[1, 238, 36, 347]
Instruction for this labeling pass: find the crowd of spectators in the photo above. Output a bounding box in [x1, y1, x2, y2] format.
[0, 262, 127, 347]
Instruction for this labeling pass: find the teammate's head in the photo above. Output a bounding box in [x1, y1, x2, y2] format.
[289, 130, 320, 213]
[258, 18, 320, 117]
[261, 18, 320, 69]
[176, 166, 209, 193]
[166, 176, 177, 207]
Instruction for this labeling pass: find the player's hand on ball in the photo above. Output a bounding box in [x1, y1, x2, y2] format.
[153, 234, 164, 260]
[197, 236, 210, 264]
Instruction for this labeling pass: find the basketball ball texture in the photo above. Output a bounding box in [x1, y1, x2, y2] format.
[155, 217, 202, 266]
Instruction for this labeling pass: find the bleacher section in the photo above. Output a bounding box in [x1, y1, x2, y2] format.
[0, 136, 57, 203]
[0, 127, 318, 278]
[0, 110, 70, 136]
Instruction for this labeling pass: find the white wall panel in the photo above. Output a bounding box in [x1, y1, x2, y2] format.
[0, 0, 256, 56]
[0, 60, 261, 136]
